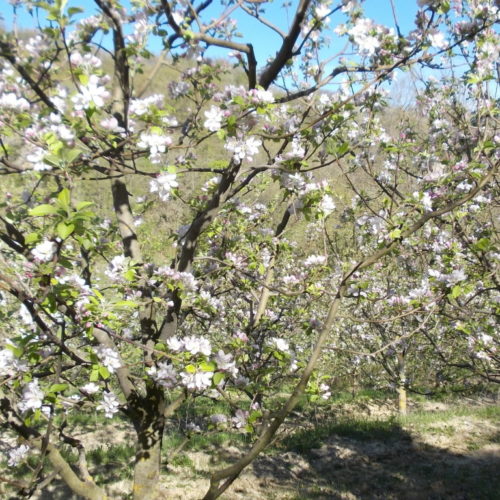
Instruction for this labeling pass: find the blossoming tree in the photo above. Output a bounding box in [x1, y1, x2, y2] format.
[0, 0, 498, 498]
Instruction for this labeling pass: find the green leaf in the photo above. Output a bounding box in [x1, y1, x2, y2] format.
[64, 148, 82, 163]
[57, 188, 71, 208]
[43, 154, 61, 167]
[56, 222, 75, 240]
[248, 410, 263, 424]
[272, 350, 284, 361]
[90, 367, 99, 382]
[29, 204, 58, 216]
[199, 361, 216, 372]
[474, 238, 490, 252]
[68, 6, 83, 15]
[389, 229, 402, 240]
[99, 365, 110, 380]
[76, 201, 94, 211]
[24, 233, 40, 244]
[123, 269, 136, 281]
[185, 364, 196, 374]
[337, 142, 350, 156]
[213, 372, 225, 386]
[49, 383, 68, 393]
[449, 285, 462, 299]
[115, 300, 138, 308]
[78, 73, 89, 86]
[216, 129, 227, 140]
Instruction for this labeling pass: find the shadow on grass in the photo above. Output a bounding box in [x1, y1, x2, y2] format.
[247, 417, 500, 500]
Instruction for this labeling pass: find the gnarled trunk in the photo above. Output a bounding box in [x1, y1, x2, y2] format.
[397, 352, 407, 415]
[132, 391, 165, 500]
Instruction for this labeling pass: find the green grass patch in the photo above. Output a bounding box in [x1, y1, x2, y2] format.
[279, 417, 406, 453]
[398, 404, 500, 429]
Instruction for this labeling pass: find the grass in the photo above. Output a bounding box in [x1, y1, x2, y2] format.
[399, 403, 500, 429]
[279, 416, 407, 453]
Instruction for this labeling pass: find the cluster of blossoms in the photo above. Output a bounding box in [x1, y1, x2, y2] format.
[126, 10, 153, 46]
[97, 391, 120, 418]
[7, 444, 30, 467]
[204, 106, 225, 132]
[145, 336, 240, 394]
[279, 171, 335, 218]
[0, 347, 27, 377]
[31, 240, 57, 262]
[138, 131, 173, 163]
[167, 335, 212, 356]
[304, 255, 328, 267]
[0, 92, 30, 111]
[149, 172, 178, 201]
[154, 267, 197, 292]
[224, 136, 262, 164]
[71, 74, 111, 113]
[105, 255, 131, 282]
[94, 346, 122, 373]
[428, 268, 467, 287]
[18, 380, 44, 414]
[69, 52, 102, 72]
[130, 94, 165, 116]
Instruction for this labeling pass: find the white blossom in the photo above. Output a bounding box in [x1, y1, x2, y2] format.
[18, 380, 44, 414]
[429, 31, 448, 49]
[138, 132, 172, 163]
[26, 147, 49, 171]
[248, 88, 274, 105]
[304, 255, 327, 267]
[214, 350, 238, 376]
[181, 369, 213, 391]
[31, 240, 57, 262]
[225, 136, 261, 164]
[319, 383, 332, 400]
[348, 18, 381, 56]
[150, 172, 178, 201]
[7, 444, 30, 467]
[210, 414, 228, 425]
[71, 74, 110, 110]
[100, 116, 124, 133]
[319, 194, 335, 216]
[147, 361, 177, 388]
[204, 106, 224, 131]
[232, 409, 249, 428]
[0, 92, 30, 110]
[129, 94, 164, 115]
[183, 335, 211, 356]
[94, 346, 122, 373]
[0, 348, 27, 377]
[105, 255, 128, 282]
[166, 336, 184, 352]
[268, 337, 290, 353]
[97, 391, 120, 418]
[81, 382, 100, 395]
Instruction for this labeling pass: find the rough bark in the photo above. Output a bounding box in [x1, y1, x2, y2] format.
[131, 388, 166, 500]
[132, 429, 164, 500]
[397, 352, 407, 415]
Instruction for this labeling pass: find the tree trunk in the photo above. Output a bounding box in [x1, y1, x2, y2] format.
[131, 392, 165, 500]
[398, 383, 407, 415]
[397, 352, 407, 415]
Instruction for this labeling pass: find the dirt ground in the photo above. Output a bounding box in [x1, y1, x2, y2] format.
[4, 399, 500, 500]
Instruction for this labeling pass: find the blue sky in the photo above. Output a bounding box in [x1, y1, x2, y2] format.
[1, 0, 420, 65]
